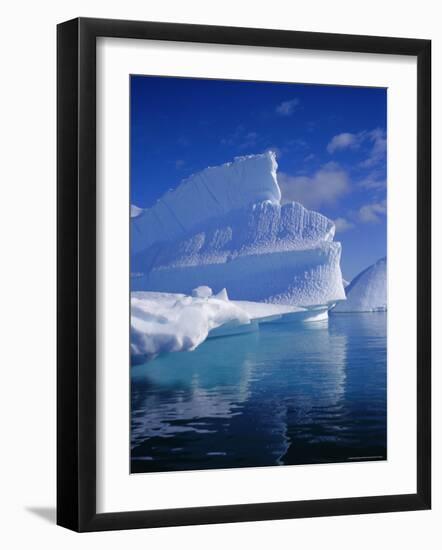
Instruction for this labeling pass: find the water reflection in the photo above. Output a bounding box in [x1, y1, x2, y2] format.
[131, 313, 386, 472]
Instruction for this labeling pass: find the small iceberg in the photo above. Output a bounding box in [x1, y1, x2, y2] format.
[333, 257, 386, 313]
[131, 287, 330, 363]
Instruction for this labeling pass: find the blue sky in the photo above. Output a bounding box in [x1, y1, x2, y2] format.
[131, 76, 386, 280]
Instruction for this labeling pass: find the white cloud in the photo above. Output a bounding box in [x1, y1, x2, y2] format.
[357, 200, 387, 223]
[327, 128, 386, 169]
[327, 132, 362, 153]
[358, 172, 386, 190]
[334, 217, 354, 233]
[359, 129, 387, 168]
[278, 162, 350, 210]
[276, 98, 299, 116]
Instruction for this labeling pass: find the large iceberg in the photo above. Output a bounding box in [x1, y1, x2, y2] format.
[131, 152, 345, 307]
[333, 257, 387, 312]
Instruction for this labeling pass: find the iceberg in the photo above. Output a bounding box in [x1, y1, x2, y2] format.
[131, 290, 250, 363]
[191, 285, 213, 299]
[131, 288, 329, 363]
[333, 257, 387, 312]
[131, 151, 345, 307]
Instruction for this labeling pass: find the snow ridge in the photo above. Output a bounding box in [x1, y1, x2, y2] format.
[131, 151, 280, 254]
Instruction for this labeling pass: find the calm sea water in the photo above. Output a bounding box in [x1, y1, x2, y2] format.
[131, 313, 387, 473]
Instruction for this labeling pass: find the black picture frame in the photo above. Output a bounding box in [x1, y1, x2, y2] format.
[57, 17, 431, 532]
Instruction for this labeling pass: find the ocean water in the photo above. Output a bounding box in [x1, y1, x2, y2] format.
[131, 313, 387, 473]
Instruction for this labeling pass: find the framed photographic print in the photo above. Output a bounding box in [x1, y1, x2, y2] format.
[57, 17, 431, 531]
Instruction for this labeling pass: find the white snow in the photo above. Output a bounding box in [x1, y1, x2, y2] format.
[131, 291, 250, 362]
[131, 152, 345, 307]
[333, 257, 387, 312]
[131, 289, 329, 363]
[131, 151, 280, 254]
[191, 285, 213, 298]
[214, 287, 229, 301]
[233, 300, 303, 318]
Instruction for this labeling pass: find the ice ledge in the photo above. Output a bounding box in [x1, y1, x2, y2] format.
[131, 288, 329, 364]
